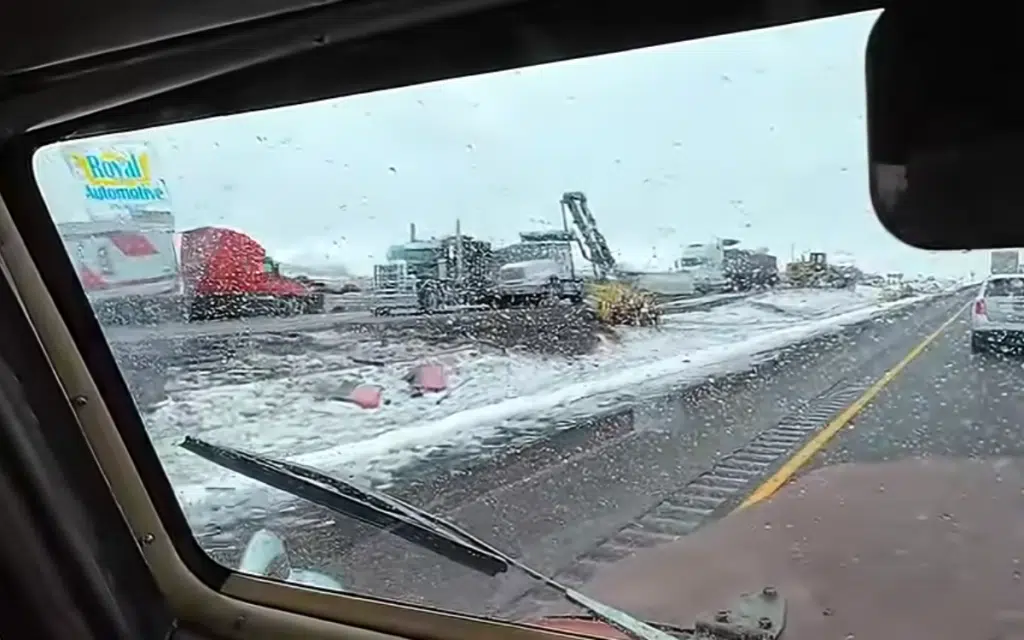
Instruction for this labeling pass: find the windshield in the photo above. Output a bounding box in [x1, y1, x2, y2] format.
[984, 277, 1024, 297]
[387, 244, 439, 264]
[31, 8, 1004, 639]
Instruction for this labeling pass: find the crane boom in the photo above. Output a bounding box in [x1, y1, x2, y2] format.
[560, 191, 617, 280]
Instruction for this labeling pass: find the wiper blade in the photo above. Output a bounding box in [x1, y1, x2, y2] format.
[181, 437, 779, 640]
[180, 436, 507, 576]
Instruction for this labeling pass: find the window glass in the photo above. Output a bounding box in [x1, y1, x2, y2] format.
[30, 9, 991, 637]
[985, 277, 1024, 296]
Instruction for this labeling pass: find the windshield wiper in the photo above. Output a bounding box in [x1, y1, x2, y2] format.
[180, 436, 506, 576]
[181, 436, 784, 640]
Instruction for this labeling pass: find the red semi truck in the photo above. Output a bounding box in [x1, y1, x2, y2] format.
[178, 226, 325, 321]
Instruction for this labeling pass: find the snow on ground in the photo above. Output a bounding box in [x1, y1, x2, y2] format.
[141, 286, 933, 529]
[745, 285, 892, 317]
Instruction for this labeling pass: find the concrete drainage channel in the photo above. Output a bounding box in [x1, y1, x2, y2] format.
[503, 378, 873, 617]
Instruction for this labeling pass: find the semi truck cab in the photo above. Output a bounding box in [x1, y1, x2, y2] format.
[179, 226, 325, 320]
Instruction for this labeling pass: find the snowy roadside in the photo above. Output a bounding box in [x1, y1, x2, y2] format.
[148, 286, 939, 530]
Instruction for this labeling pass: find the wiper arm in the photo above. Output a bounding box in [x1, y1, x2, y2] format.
[180, 436, 507, 576]
[181, 437, 784, 640]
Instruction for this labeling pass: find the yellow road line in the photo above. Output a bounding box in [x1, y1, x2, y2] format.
[736, 299, 970, 510]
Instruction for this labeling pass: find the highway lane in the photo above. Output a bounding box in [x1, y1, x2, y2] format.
[804, 297, 1024, 472]
[244, 290, 972, 619]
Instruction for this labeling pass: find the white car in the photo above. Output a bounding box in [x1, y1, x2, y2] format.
[970, 274, 1024, 353]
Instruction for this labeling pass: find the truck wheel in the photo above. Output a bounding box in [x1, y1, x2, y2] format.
[421, 289, 440, 314]
[278, 297, 301, 316]
[303, 294, 325, 315]
[970, 332, 986, 354]
[542, 278, 564, 306]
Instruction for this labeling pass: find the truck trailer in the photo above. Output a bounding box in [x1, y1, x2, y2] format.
[60, 211, 181, 325]
[723, 247, 781, 290]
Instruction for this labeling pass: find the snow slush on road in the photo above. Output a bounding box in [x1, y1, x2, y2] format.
[121, 284, 951, 543]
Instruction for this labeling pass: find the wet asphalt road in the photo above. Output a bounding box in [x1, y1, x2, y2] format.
[254, 290, 982, 620]
[806, 294, 1024, 472]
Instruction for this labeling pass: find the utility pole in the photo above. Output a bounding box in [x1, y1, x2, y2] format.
[455, 218, 464, 281]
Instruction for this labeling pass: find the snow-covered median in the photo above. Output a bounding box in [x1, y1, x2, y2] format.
[144, 287, 934, 530]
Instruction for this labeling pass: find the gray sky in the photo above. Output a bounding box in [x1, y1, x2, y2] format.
[32, 9, 988, 278]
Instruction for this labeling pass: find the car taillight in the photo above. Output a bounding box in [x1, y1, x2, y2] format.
[975, 299, 987, 316]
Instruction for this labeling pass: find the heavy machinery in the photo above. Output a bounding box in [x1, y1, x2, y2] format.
[560, 191, 619, 282]
[559, 191, 662, 326]
[590, 281, 660, 327]
[373, 194, 666, 323]
[492, 230, 586, 307]
[784, 251, 853, 289]
[375, 223, 498, 313]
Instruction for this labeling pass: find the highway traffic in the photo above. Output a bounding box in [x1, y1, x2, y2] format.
[174, 286, 999, 623]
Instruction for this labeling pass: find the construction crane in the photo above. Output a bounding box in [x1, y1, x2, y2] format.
[560, 192, 619, 280]
[558, 191, 659, 326]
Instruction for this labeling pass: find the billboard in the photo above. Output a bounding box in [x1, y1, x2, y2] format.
[62, 142, 171, 217]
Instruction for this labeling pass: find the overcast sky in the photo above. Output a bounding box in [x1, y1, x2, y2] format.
[32, 9, 987, 279]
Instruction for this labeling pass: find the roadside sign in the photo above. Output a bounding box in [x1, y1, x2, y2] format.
[61, 142, 172, 218]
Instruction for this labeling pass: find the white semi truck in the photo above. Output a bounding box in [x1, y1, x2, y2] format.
[675, 239, 780, 293]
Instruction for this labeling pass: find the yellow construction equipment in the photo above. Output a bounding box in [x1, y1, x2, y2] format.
[785, 252, 851, 289]
[588, 281, 661, 327]
[560, 191, 662, 327]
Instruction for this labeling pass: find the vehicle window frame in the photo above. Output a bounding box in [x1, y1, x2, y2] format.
[0, 4, 656, 640]
[0, 138, 585, 638]
[0, 222, 173, 640]
[0, 0, 881, 636]
[0, 139, 575, 640]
